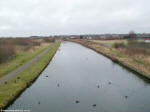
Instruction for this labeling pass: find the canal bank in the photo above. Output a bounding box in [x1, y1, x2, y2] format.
[71, 39, 150, 80]
[0, 42, 61, 109]
[6, 42, 150, 112]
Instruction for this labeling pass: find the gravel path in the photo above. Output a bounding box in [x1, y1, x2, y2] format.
[0, 43, 57, 84]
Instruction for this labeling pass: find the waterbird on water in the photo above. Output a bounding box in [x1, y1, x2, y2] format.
[108, 82, 111, 85]
[125, 96, 128, 99]
[92, 104, 96, 107]
[75, 100, 80, 103]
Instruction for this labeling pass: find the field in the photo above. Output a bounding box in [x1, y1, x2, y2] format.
[90, 40, 144, 47]
[91, 40, 128, 47]
[0, 38, 54, 77]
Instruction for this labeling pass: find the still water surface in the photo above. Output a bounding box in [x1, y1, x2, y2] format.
[8, 42, 150, 112]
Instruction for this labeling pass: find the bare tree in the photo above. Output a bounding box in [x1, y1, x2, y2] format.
[129, 30, 136, 39]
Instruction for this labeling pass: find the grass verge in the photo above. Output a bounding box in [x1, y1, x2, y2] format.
[0, 42, 60, 109]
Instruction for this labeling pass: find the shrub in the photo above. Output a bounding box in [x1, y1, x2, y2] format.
[124, 46, 150, 56]
[43, 37, 55, 43]
[0, 37, 54, 63]
[0, 40, 15, 63]
[14, 38, 41, 46]
[113, 43, 125, 48]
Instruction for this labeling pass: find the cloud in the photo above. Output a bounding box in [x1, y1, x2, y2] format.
[0, 0, 149, 36]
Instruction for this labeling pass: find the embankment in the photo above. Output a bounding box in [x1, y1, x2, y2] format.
[0, 42, 61, 109]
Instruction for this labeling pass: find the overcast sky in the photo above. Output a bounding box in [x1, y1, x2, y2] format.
[0, 0, 150, 36]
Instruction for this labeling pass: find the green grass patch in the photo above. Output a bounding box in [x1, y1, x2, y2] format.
[132, 58, 150, 67]
[0, 43, 53, 77]
[116, 52, 124, 58]
[0, 42, 60, 109]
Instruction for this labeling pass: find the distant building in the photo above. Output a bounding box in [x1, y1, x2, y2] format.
[143, 36, 150, 43]
[87, 37, 92, 39]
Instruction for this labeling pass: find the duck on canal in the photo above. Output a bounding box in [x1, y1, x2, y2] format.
[108, 82, 111, 85]
[92, 104, 96, 107]
[75, 100, 80, 103]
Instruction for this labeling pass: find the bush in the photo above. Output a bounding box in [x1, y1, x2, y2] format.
[0, 37, 54, 63]
[0, 38, 43, 63]
[43, 37, 55, 43]
[113, 43, 125, 48]
[13, 38, 42, 46]
[0, 40, 15, 63]
[125, 46, 150, 56]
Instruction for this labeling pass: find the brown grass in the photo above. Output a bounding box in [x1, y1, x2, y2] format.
[113, 40, 150, 56]
[0, 39, 15, 63]
[0, 37, 55, 64]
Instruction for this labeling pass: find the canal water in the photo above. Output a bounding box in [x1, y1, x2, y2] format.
[7, 42, 150, 112]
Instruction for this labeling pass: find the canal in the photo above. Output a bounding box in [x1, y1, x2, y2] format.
[7, 42, 150, 112]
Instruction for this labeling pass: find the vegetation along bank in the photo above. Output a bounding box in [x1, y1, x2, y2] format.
[72, 39, 150, 80]
[0, 41, 61, 109]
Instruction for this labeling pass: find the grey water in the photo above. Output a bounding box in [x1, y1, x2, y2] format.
[7, 42, 150, 112]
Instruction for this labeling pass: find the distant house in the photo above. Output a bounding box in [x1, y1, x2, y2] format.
[87, 37, 92, 39]
[143, 36, 150, 43]
[143, 36, 150, 39]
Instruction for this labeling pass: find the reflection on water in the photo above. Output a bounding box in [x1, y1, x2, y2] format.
[8, 42, 150, 112]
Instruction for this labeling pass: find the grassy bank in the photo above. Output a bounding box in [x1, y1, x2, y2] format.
[0, 42, 60, 109]
[72, 39, 150, 79]
[0, 43, 52, 77]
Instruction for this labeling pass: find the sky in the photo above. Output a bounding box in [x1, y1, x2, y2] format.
[0, 0, 150, 37]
